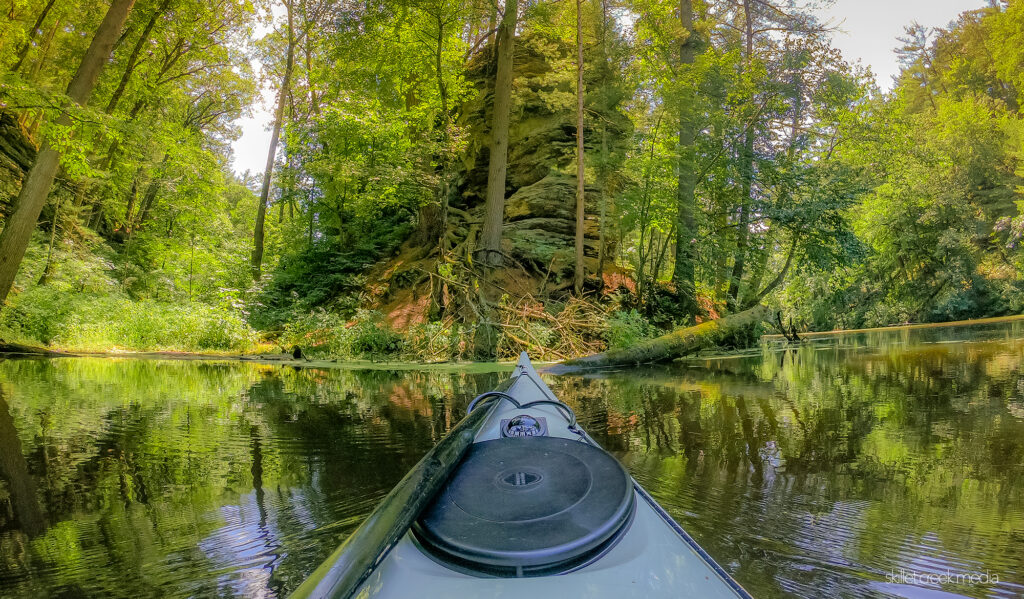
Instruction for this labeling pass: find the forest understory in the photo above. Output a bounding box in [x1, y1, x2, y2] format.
[1, 0, 1023, 363]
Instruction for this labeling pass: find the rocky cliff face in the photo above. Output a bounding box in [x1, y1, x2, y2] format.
[0, 112, 37, 212]
[448, 32, 630, 283]
[370, 33, 632, 328]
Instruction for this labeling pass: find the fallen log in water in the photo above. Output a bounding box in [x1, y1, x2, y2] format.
[546, 304, 770, 373]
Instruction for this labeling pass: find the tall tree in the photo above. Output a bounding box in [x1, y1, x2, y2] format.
[0, 0, 138, 306]
[726, 0, 755, 309]
[24, 15, 61, 86]
[9, 0, 58, 74]
[105, 0, 174, 114]
[477, 0, 518, 266]
[574, 0, 585, 294]
[671, 0, 699, 316]
[418, 0, 466, 252]
[594, 0, 614, 281]
[252, 0, 296, 280]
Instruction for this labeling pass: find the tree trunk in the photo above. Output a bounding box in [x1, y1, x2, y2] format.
[279, 147, 295, 223]
[477, 0, 518, 267]
[124, 167, 142, 224]
[573, 0, 585, 295]
[727, 0, 755, 310]
[10, 0, 57, 74]
[251, 0, 295, 280]
[727, 144, 753, 309]
[549, 304, 770, 372]
[747, 234, 798, 308]
[487, 0, 498, 44]
[435, 10, 451, 254]
[671, 0, 699, 316]
[26, 17, 60, 86]
[713, 207, 729, 294]
[37, 192, 61, 285]
[741, 224, 772, 307]
[304, 16, 319, 116]
[105, 0, 172, 114]
[652, 225, 675, 287]
[100, 96, 148, 173]
[0, 0, 137, 306]
[135, 153, 169, 227]
[595, 0, 610, 281]
[741, 67, 801, 309]
[597, 125, 608, 280]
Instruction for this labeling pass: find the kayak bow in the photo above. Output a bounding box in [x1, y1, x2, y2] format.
[291, 352, 752, 599]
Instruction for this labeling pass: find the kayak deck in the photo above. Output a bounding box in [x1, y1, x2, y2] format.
[347, 353, 749, 599]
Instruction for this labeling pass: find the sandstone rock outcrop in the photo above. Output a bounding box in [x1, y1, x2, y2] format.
[446, 33, 630, 286]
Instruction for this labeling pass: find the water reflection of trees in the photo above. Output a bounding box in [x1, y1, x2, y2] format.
[549, 339, 1024, 598]
[0, 390, 46, 538]
[0, 358, 504, 598]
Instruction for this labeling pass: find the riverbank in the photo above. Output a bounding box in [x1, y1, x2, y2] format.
[0, 342, 521, 372]
[760, 313, 1024, 340]
[8, 311, 1024, 370]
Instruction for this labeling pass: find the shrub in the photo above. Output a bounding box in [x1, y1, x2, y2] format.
[862, 300, 914, 328]
[605, 309, 659, 350]
[348, 310, 404, 359]
[279, 309, 403, 360]
[280, 309, 352, 357]
[0, 285, 76, 344]
[248, 215, 412, 330]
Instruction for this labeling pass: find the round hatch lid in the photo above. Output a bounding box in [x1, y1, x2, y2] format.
[412, 436, 636, 577]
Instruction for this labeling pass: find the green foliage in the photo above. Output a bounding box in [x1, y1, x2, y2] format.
[0, 227, 256, 351]
[249, 215, 412, 330]
[280, 309, 351, 356]
[300, 103, 431, 235]
[0, 0, 262, 353]
[770, 5, 1024, 330]
[347, 310, 404, 358]
[2, 0, 1024, 360]
[0, 286, 257, 351]
[280, 309, 403, 361]
[405, 321, 465, 362]
[605, 309, 659, 350]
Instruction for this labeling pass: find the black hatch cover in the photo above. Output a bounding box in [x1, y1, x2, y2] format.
[412, 436, 636, 577]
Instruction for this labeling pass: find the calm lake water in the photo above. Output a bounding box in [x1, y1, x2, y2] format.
[2, 320, 1024, 598]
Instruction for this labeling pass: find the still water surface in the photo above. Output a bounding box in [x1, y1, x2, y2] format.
[1, 320, 1024, 598]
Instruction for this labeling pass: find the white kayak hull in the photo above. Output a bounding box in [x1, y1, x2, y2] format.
[346, 352, 751, 599]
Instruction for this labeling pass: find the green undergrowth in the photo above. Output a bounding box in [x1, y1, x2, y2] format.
[0, 234, 258, 353]
[0, 286, 258, 352]
[605, 309, 661, 349]
[277, 302, 663, 363]
[0, 231, 670, 361]
[247, 218, 413, 331]
[279, 309, 404, 360]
